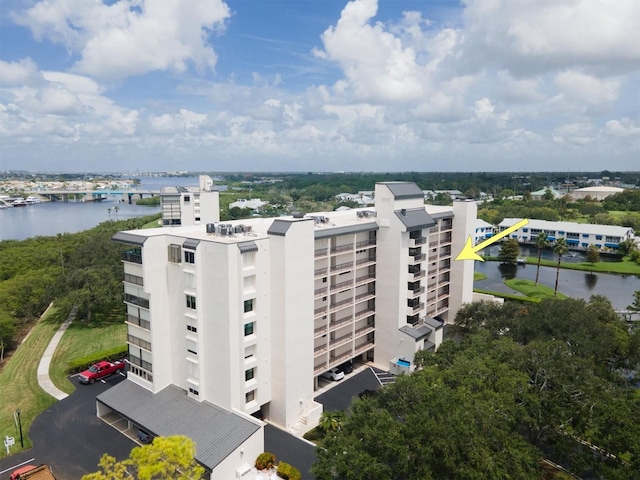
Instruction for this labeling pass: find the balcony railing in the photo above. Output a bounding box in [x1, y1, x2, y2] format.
[329, 316, 352, 331]
[355, 291, 375, 302]
[314, 267, 328, 277]
[331, 261, 353, 273]
[329, 297, 352, 312]
[355, 239, 376, 248]
[128, 355, 152, 372]
[314, 345, 327, 357]
[123, 250, 142, 264]
[354, 341, 375, 356]
[315, 286, 328, 296]
[355, 274, 375, 285]
[356, 256, 376, 266]
[355, 308, 375, 321]
[411, 237, 426, 246]
[408, 286, 425, 296]
[315, 248, 328, 258]
[314, 306, 327, 316]
[126, 314, 150, 330]
[330, 333, 352, 348]
[128, 334, 152, 351]
[331, 279, 353, 291]
[314, 325, 328, 337]
[331, 244, 353, 254]
[314, 362, 328, 374]
[124, 294, 149, 309]
[354, 324, 374, 337]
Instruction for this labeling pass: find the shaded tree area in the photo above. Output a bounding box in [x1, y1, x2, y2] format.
[499, 238, 520, 264]
[0, 214, 160, 358]
[82, 435, 204, 480]
[314, 297, 640, 480]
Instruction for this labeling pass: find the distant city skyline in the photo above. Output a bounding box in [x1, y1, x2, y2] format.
[1, 0, 639, 172]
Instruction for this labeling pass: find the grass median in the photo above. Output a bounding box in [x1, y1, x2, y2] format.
[0, 304, 68, 457]
[50, 307, 127, 394]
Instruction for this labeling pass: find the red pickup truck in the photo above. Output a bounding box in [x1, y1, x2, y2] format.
[10, 464, 56, 480]
[78, 360, 125, 384]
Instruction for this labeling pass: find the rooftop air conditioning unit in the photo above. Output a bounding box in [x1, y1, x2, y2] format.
[235, 225, 244, 233]
[206, 223, 216, 233]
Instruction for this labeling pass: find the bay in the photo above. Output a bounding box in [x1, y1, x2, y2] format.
[0, 177, 200, 241]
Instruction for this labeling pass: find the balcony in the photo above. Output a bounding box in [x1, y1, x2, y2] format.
[123, 250, 142, 264]
[331, 260, 353, 274]
[128, 355, 152, 372]
[314, 344, 327, 357]
[355, 273, 375, 286]
[124, 293, 149, 309]
[355, 256, 376, 267]
[314, 324, 328, 337]
[315, 248, 328, 258]
[314, 362, 328, 374]
[314, 306, 327, 317]
[355, 308, 375, 321]
[315, 286, 328, 297]
[355, 239, 376, 249]
[409, 253, 426, 263]
[354, 341, 375, 356]
[410, 236, 426, 246]
[127, 334, 152, 351]
[331, 278, 353, 291]
[331, 244, 354, 254]
[355, 291, 375, 303]
[408, 286, 425, 297]
[329, 297, 352, 313]
[329, 316, 352, 331]
[354, 324, 374, 338]
[126, 314, 150, 330]
[408, 270, 425, 280]
[330, 332, 353, 349]
[329, 351, 352, 366]
[314, 267, 328, 278]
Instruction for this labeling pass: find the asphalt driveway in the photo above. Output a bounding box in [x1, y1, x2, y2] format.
[315, 367, 382, 412]
[0, 374, 135, 480]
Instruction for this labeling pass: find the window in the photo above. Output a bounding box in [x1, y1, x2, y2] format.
[184, 250, 195, 264]
[186, 317, 197, 333]
[244, 299, 255, 313]
[168, 244, 181, 263]
[244, 322, 255, 336]
[186, 339, 198, 355]
[186, 295, 196, 310]
[243, 275, 256, 290]
[245, 390, 256, 403]
[124, 273, 144, 286]
[184, 195, 190, 203]
[245, 368, 255, 381]
[243, 252, 256, 267]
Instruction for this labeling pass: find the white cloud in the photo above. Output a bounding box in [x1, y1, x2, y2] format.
[14, 0, 231, 80]
[460, 0, 640, 75]
[314, 0, 424, 102]
[0, 58, 40, 86]
[554, 70, 620, 106]
[604, 119, 640, 138]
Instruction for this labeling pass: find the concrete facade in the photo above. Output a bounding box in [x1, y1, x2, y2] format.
[112, 181, 477, 474]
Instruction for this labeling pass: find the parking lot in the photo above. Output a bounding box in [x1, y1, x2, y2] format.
[0, 375, 135, 480]
[1, 365, 388, 479]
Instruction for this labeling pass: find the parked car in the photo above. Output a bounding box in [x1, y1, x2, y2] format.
[78, 360, 125, 384]
[339, 361, 354, 374]
[137, 429, 152, 444]
[320, 367, 345, 381]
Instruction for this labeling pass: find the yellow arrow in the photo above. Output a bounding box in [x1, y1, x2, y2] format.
[455, 218, 529, 262]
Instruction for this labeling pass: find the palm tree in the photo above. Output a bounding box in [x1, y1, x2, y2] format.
[318, 410, 346, 435]
[534, 232, 549, 285]
[553, 238, 568, 296]
[107, 207, 112, 221]
[113, 205, 119, 221]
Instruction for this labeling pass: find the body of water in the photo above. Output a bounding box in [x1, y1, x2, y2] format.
[0, 176, 200, 241]
[475, 260, 640, 310]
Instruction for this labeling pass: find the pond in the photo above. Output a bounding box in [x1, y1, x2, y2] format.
[474, 257, 640, 310]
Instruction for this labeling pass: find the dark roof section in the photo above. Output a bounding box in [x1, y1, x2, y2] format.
[182, 238, 200, 250]
[112, 231, 147, 246]
[395, 208, 436, 231]
[97, 381, 261, 470]
[381, 182, 425, 200]
[237, 241, 259, 254]
[315, 222, 378, 239]
[424, 317, 444, 329]
[267, 219, 293, 236]
[399, 324, 432, 341]
[428, 211, 453, 220]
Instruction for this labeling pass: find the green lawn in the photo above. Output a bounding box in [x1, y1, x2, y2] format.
[0, 304, 68, 457]
[474, 271, 488, 281]
[50, 307, 127, 394]
[504, 279, 567, 300]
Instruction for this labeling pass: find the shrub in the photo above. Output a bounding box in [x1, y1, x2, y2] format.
[277, 461, 301, 480]
[255, 452, 276, 470]
[67, 345, 128, 374]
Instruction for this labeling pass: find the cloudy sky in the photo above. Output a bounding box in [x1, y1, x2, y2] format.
[0, 0, 638, 173]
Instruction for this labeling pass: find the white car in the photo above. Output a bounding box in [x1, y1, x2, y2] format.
[321, 367, 345, 381]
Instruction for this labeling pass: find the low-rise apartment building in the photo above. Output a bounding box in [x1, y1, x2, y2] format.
[160, 175, 220, 227]
[97, 182, 477, 477]
[498, 218, 635, 251]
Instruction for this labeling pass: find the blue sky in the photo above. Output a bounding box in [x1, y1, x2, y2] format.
[0, 0, 638, 173]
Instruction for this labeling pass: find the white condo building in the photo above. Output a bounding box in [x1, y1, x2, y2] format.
[160, 175, 220, 227]
[97, 182, 477, 478]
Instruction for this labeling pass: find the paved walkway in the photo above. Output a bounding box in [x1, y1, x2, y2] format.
[36, 306, 77, 401]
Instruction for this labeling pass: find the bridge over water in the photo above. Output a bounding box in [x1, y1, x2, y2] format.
[28, 189, 160, 204]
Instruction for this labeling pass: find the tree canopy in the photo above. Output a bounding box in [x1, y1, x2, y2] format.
[313, 297, 640, 480]
[82, 435, 205, 480]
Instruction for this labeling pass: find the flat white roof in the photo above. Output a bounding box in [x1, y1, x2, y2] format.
[499, 218, 634, 237]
